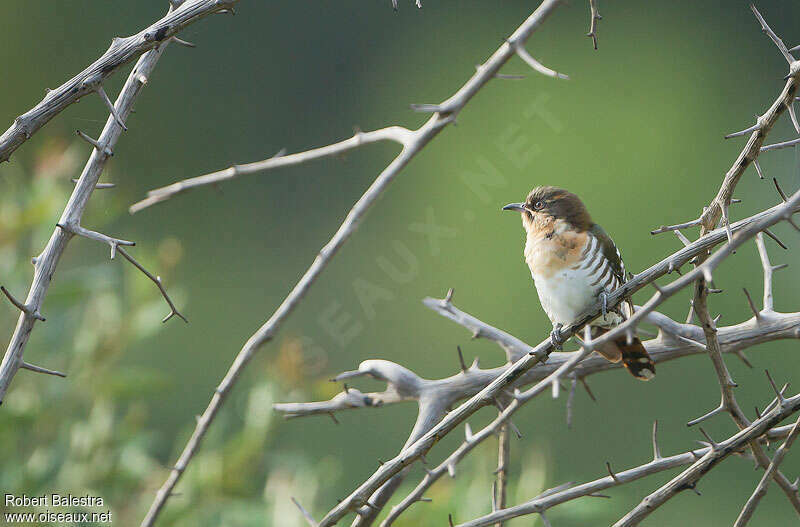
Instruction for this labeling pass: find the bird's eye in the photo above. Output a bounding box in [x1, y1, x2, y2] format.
[533, 201, 545, 210]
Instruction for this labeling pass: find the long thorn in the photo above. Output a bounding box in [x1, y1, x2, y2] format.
[0, 286, 45, 321]
[96, 86, 127, 130]
[606, 461, 620, 482]
[21, 362, 66, 378]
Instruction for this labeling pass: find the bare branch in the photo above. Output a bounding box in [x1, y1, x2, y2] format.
[129, 127, 413, 213]
[0, 28, 177, 402]
[0, 0, 237, 162]
[117, 247, 188, 323]
[422, 294, 532, 363]
[57, 222, 135, 260]
[750, 4, 796, 64]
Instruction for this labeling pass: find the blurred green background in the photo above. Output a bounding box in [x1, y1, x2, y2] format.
[2, 1, 800, 525]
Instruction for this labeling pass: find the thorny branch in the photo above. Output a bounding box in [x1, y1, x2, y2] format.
[131, 0, 569, 212]
[459, 394, 800, 527]
[613, 388, 800, 526]
[651, 5, 800, 239]
[650, 7, 800, 522]
[277, 189, 800, 526]
[0, 8, 191, 402]
[0, 0, 238, 163]
[5, 1, 799, 526]
[278, 286, 800, 527]
[277, 10, 800, 514]
[139, 2, 571, 526]
[687, 230, 800, 514]
[735, 414, 800, 527]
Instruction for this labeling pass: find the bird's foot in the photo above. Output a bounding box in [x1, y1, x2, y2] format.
[598, 290, 610, 319]
[550, 323, 564, 350]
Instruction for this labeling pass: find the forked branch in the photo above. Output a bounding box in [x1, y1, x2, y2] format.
[140, 2, 570, 525]
[0, 14, 187, 402]
[0, 0, 238, 163]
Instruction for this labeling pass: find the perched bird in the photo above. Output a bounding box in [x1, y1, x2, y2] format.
[503, 186, 655, 380]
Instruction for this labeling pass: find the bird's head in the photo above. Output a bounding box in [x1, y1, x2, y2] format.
[502, 186, 592, 233]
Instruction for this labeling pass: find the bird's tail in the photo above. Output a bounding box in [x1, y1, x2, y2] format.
[591, 327, 655, 381]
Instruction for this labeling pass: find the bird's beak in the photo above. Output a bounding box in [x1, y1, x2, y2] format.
[502, 202, 526, 212]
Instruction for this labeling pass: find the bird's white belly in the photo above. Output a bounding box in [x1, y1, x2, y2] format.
[532, 266, 621, 327]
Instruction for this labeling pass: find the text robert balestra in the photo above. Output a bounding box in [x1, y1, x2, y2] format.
[5, 494, 105, 507]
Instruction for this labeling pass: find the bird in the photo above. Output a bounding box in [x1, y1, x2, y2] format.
[502, 186, 655, 381]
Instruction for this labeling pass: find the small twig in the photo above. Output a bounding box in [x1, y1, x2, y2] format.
[743, 288, 761, 319]
[761, 137, 800, 152]
[751, 4, 796, 64]
[456, 346, 468, 373]
[171, 36, 196, 48]
[606, 461, 620, 483]
[94, 85, 127, 131]
[70, 178, 115, 189]
[762, 228, 787, 250]
[652, 421, 662, 460]
[586, 0, 601, 50]
[117, 247, 188, 323]
[725, 120, 762, 139]
[755, 233, 775, 312]
[765, 370, 788, 406]
[57, 222, 135, 260]
[752, 158, 764, 179]
[1, 286, 45, 321]
[687, 403, 726, 427]
[512, 43, 569, 80]
[651, 217, 702, 235]
[75, 129, 113, 156]
[291, 497, 319, 527]
[774, 177, 789, 202]
[20, 361, 66, 378]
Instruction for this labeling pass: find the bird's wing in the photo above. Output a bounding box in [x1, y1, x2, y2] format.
[589, 223, 634, 318]
[589, 223, 626, 284]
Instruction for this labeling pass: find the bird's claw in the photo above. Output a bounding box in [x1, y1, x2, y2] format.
[550, 323, 564, 350]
